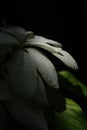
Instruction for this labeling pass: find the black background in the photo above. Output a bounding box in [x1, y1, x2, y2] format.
[0, 0, 86, 84]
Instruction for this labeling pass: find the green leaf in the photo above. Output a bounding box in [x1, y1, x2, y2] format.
[58, 71, 87, 98]
[55, 98, 87, 130]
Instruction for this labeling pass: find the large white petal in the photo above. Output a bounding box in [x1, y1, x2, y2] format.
[25, 34, 78, 70]
[28, 48, 59, 89]
[53, 50, 78, 70]
[27, 35, 62, 47]
[5, 101, 49, 130]
[26, 41, 61, 53]
[5, 50, 38, 100]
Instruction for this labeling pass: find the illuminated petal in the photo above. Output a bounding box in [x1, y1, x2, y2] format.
[5, 50, 38, 100]
[27, 35, 62, 47]
[25, 34, 78, 70]
[28, 49, 66, 111]
[25, 35, 62, 53]
[53, 50, 78, 70]
[25, 41, 61, 53]
[28, 48, 59, 88]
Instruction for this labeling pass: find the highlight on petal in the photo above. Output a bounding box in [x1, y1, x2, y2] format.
[25, 34, 78, 70]
[25, 35, 62, 53]
[25, 41, 61, 53]
[53, 50, 78, 70]
[27, 49, 66, 111]
[27, 35, 62, 47]
[25, 31, 34, 40]
[28, 48, 59, 89]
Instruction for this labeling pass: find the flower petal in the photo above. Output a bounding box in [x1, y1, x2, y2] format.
[28, 48, 59, 89]
[0, 31, 19, 64]
[27, 49, 66, 111]
[35, 74, 49, 106]
[25, 41, 61, 53]
[0, 32, 19, 45]
[5, 50, 38, 100]
[0, 103, 7, 130]
[5, 101, 49, 130]
[27, 35, 62, 47]
[0, 45, 13, 65]
[25, 34, 78, 70]
[53, 50, 78, 70]
[2, 26, 26, 43]
[2, 27, 34, 44]
[0, 80, 11, 101]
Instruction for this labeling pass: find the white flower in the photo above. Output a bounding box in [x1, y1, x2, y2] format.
[0, 26, 78, 130]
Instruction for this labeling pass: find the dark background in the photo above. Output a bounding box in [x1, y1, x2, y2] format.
[0, 0, 86, 84]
